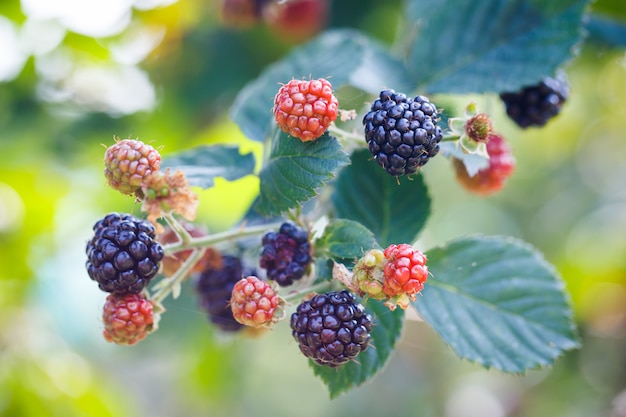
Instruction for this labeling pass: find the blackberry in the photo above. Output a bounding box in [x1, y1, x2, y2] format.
[290, 290, 373, 367]
[196, 255, 255, 332]
[500, 71, 569, 128]
[86, 213, 164, 294]
[102, 292, 154, 345]
[259, 221, 312, 286]
[363, 89, 443, 176]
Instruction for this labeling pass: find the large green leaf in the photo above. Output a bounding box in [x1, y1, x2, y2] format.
[414, 235, 580, 373]
[405, 0, 589, 93]
[316, 219, 378, 262]
[230, 29, 414, 143]
[312, 299, 405, 398]
[332, 149, 430, 247]
[161, 144, 255, 189]
[256, 132, 349, 216]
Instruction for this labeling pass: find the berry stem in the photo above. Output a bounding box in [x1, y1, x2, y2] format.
[150, 247, 206, 304]
[163, 213, 193, 245]
[282, 280, 335, 303]
[161, 222, 283, 255]
[327, 124, 365, 151]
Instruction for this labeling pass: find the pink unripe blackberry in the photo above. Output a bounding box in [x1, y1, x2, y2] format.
[104, 139, 161, 195]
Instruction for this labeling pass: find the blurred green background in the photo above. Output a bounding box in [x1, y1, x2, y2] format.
[1, 0, 626, 416]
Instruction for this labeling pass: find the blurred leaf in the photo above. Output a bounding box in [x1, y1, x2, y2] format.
[230, 29, 414, 142]
[405, 0, 589, 93]
[585, 14, 626, 47]
[414, 235, 580, 373]
[161, 144, 255, 189]
[316, 219, 378, 261]
[332, 149, 430, 247]
[256, 131, 349, 216]
[312, 299, 405, 398]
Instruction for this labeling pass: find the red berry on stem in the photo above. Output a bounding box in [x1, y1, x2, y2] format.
[102, 293, 155, 345]
[263, 0, 328, 42]
[273, 78, 338, 142]
[230, 276, 279, 327]
[453, 133, 516, 196]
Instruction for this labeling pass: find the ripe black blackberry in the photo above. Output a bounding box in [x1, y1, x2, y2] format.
[86, 213, 164, 294]
[363, 89, 443, 176]
[290, 290, 373, 367]
[500, 71, 570, 128]
[196, 255, 256, 332]
[259, 221, 311, 286]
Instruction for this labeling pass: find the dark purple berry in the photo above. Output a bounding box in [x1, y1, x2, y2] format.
[86, 213, 163, 294]
[500, 70, 569, 128]
[260, 221, 312, 286]
[363, 89, 442, 176]
[290, 290, 373, 367]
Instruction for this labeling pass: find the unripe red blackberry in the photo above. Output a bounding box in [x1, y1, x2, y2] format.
[363, 89, 443, 176]
[263, 0, 328, 42]
[196, 255, 256, 332]
[86, 213, 164, 294]
[259, 221, 312, 286]
[290, 290, 373, 367]
[453, 133, 516, 195]
[104, 139, 161, 195]
[382, 243, 428, 299]
[273, 78, 339, 142]
[352, 244, 428, 310]
[230, 276, 280, 328]
[500, 71, 569, 128]
[102, 292, 154, 345]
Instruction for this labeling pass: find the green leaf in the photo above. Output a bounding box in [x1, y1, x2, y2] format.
[405, 0, 589, 93]
[161, 144, 256, 189]
[312, 299, 405, 398]
[316, 219, 378, 262]
[256, 132, 349, 216]
[332, 149, 430, 247]
[414, 235, 580, 373]
[230, 29, 414, 143]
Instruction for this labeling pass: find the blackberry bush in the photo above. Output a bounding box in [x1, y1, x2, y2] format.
[80, 0, 588, 400]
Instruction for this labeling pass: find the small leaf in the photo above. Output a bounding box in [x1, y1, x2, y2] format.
[256, 132, 349, 216]
[230, 29, 414, 143]
[161, 144, 255, 189]
[414, 235, 580, 373]
[332, 149, 430, 247]
[405, 0, 589, 93]
[316, 219, 378, 262]
[312, 299, 405, 398]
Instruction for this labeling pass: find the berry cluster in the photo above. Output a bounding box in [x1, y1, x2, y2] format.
[260, 221, 312, 286]
[86, 212, 164, 345]
[273, 78, 339, 142]
[500, 72, 569, 128]
[363, 89, 443, 176]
